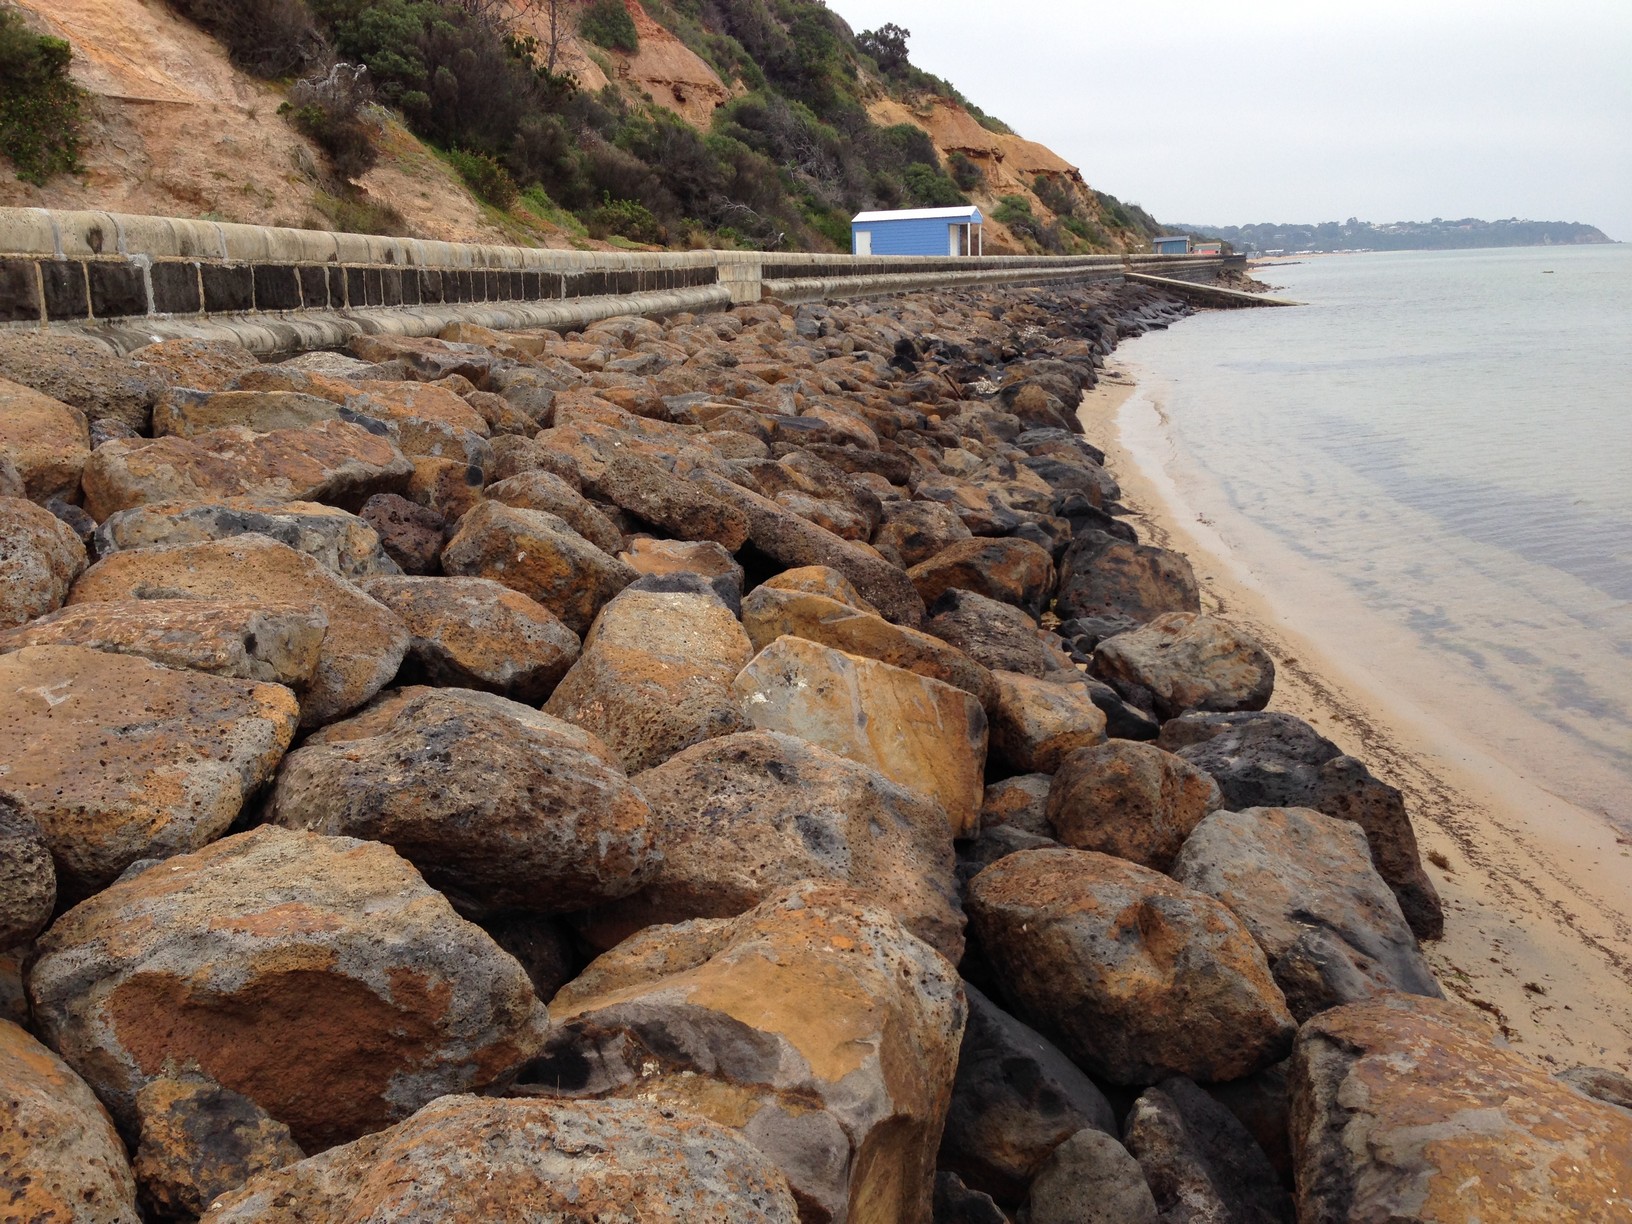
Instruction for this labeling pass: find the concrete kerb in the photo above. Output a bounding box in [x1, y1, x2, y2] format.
[41, 284, 738, 357]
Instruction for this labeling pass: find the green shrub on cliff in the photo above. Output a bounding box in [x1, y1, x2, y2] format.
[581, 0, 639, 53]
[447, 148, 519, 210]
[0, 9, 85, 186]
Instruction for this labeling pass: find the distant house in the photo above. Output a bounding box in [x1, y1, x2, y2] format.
[1152, 235, 1191, 255]
[851, 206, 984, 257]
[1193, 240, 1223, 256]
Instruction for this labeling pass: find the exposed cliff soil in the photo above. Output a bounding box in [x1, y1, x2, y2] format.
[0, 0, 587, 246]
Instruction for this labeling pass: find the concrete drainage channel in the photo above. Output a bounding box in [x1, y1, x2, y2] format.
[0, 207, 1228, 356]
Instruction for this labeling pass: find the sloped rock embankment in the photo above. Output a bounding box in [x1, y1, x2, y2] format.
[1, 283, 1627, 1222]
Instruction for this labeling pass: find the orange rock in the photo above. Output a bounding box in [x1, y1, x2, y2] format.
[92, 497, 398, 580]
[405, 455, 485, 521]
[485, 470, 624, 555]
[1046, 740, 1221, 872]
[760, 563, 880, 613]
[152, 389, 343, 437]
[0, 1019, 139, 1224]
[70, 535, 407, 728]
[1292, 994, 1632, 1222]
[206, 1096, 798, 1223]
[734, 635, 987, 836]
[29, 826, 550, 1151]
[515, 882, 966, 1224]
[988, 671, 1108, 773]
[587, 449, 749, 550]
[967, 848, 1295, 1086]
[128, 338, 259, 392]
[441, 500, 635, 635]
[580, 731, 964, 961]
[543, 587, 750, 773]
[0, 644, 298, 899]
[690, 469, 925, 626]
[81, 421, 413, 520]
[269, 686, 656, 916]
[908, 537, 1057, 619]
[0, 497, 86, 629]
[0, 599, 327, 690]
[360, 576, 579, 703]
[741, 584, 994, 708]
[0, 377, 91, 504]
[132, 1072, 303, 1219]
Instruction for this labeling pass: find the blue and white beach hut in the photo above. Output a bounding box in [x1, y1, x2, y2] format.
[851, 206, 984, 257]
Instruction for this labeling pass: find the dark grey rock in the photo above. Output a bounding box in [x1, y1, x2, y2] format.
[1123, 1076, 1293, 1223]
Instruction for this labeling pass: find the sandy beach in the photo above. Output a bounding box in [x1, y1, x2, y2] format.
[1079, 362, 1632, 1074]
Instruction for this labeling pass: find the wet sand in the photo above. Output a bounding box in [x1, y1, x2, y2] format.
[1079, 362, 1632, 1073]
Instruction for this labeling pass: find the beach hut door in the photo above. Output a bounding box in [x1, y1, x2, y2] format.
[855, 230, 872, 256]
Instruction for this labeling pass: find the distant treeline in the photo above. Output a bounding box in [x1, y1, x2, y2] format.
[1181, 217, 1612, 254]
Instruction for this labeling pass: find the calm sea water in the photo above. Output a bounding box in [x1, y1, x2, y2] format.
[1117, 245, 1632, 825]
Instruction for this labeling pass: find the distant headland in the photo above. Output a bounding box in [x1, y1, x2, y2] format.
[1176, 217, 1613, 255]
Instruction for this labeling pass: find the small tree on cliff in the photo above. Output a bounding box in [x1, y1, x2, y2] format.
[857, 23, 910, 75]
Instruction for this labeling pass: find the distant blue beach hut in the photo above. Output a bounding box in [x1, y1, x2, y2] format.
[851, 206, 984, 257]
[1152, 235, 1191, 255]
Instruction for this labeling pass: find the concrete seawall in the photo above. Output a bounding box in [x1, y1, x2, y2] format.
[0, 207, 1228, 354]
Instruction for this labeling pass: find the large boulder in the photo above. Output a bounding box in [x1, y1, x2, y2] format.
[152, 388, 347, 437]
[0, 1018, 140, 1224]
[361, 575, 580, 703]
[93, 498, 400, 580]
[128, 337, 259, 391]
[907, 537, 1056, 619]
[1160, 711, 1444, 940]
[1045, 740, 1222, 872]
[0, 377, 91, 503]
[131, 1072, 304, 1221]
[924, 588, 1062, 678]
[440, 500, 635, 635]
[268, 687, 656, 917]
[688, 468, 925, 626]
[0, 496, 86, 628]
[578, 731, 963, 962]
[543, 588, 752, 772]
[0, 645, 297, 900]
[205, 1096, 798, 1224]
[514, 882, 966, 1224]
[29, 826, 549, 1151]
[741, 584, 994, 708]
[484, 469, 624, 555]
[69, 535, 408, 728]
[1092, 613, 1275, 721]
[967, 848, 1295, 1086]
[1291, 994, 1632, 1222]
[988, 671, 1107, 774]
[1021, 1128, 1159, 1224]
[0, 331, 166, 432]
[1172, 806, 1441, 1020]
[1056, 531, 1200, 623]
[873, 499, 973, 569]
[0, 599, 328, 691]
[734, 635, 988, 837]
[587, 449, 750, 550]
[940, 983, 1116, 1204]
[1123, 1075, 1293, 1224]
[81, 421, 413, 520]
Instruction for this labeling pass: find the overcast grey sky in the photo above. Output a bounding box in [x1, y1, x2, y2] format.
[827, 0, 1632, 240]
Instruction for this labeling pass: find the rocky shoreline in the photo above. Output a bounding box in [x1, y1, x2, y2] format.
[1, 280, 1629, 1221]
